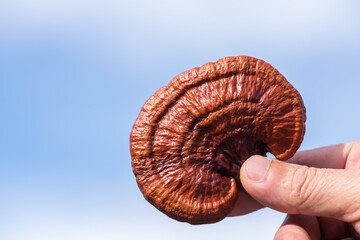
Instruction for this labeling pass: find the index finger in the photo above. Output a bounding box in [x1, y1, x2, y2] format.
[286, 141, 357, 169]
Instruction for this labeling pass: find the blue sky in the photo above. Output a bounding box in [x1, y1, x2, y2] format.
[1, 0, 360, 239]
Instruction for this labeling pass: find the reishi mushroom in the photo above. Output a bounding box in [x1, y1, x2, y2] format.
[130, 56, 306, 224]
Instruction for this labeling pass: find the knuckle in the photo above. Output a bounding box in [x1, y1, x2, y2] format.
[350, 140, 360, 147]
[285, 166, 320, 210]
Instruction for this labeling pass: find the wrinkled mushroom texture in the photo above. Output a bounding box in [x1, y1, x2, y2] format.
[130, 56, 306, 224]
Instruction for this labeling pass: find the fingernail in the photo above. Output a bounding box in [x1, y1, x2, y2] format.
[243, 156, 271, 182]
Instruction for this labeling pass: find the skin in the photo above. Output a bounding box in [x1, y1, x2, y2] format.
[228, 141, 360, 240]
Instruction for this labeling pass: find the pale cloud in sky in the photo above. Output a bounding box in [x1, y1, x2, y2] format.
[1, 0, 359, 47]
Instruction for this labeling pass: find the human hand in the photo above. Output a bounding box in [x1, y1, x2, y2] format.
[232, 141, 360, 239]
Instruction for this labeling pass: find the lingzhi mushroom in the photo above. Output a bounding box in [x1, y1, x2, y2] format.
[130, 56, 306, 224]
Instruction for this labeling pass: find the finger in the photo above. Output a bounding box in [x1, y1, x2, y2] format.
[230, 141, 359, 218]
[286, 142, 353, 169]
[317, 217, 350, 240]
[274, 214, 320, 240]
[240, 155, 360, 223]
[349, 222, 360, 239]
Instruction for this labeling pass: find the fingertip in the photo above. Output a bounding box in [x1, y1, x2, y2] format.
[274, 226, 311, 240]
[240, 155, 283, 209]
[240, 155, 272, 183]
[274, 215, 320, 240]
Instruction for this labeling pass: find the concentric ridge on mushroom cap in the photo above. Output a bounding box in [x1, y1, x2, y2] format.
[130, 55, 306, 224]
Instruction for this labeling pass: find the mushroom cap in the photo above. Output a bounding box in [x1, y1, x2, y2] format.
[130, 56, 306, 224]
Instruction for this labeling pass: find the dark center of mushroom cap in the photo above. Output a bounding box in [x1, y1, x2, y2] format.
[182, 101, 269, 181]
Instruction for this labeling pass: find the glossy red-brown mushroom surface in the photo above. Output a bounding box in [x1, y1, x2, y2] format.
[130, 56, 306, 224]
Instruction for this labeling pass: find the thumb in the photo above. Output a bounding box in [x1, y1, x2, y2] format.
[240, 155, 360, 223]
